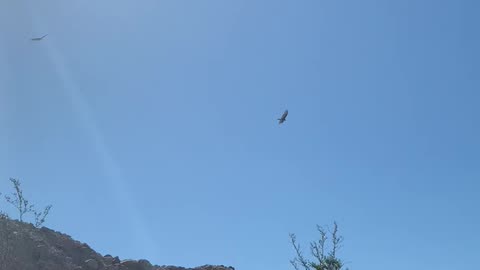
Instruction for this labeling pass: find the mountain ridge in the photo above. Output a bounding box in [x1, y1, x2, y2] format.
[0, 216, 235, 270]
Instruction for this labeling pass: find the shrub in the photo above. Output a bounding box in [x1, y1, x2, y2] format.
[3, 178, 52, 227]
[290, 222, 349, 270]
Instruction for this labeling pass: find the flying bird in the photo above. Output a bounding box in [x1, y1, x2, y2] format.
[31, 34, 48, 41]
[278, 110, 288, 124]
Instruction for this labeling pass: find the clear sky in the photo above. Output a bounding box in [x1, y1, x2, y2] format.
[1, 0, 479, 269]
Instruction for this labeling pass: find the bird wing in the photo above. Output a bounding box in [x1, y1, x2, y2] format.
[281, 110, 288, 119]
[31, 34, 47, 41]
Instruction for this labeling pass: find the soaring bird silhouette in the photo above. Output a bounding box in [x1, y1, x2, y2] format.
[278, 110, 288, 124]
[31, 34, 48, 41]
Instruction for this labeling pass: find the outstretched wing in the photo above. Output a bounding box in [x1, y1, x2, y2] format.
[31, 34, 48, 41]
[278, 109, 288, 124]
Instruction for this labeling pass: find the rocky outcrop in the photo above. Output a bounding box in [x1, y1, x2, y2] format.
[0, 216, 234, 270]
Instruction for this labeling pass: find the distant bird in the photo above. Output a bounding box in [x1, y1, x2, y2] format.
[278, 110, 288, 124]
[31, 34, 48, 41]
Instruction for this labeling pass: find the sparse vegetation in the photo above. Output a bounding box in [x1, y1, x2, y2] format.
[34, 205, 52, 228]
[290, 222, 348, 270]
[0, 211, 8, 220]
[2, 178, 52, 227]
[0, 191, 6, 219]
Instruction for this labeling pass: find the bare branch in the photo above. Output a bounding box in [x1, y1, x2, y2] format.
[310, 242, 321, 263]
[290, 258, 300, 270]
[330, 222, 344, 258]
[315, 225, 327, 261]
[290, 233, 311, 270]
[5, 178, 35, 221]
[34, 205, 52, 227]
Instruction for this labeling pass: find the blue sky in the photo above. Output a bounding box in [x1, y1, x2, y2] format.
[1, 0, 479, 269]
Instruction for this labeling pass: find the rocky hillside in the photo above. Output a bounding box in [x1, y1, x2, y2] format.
[0, 216, 235, 270]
